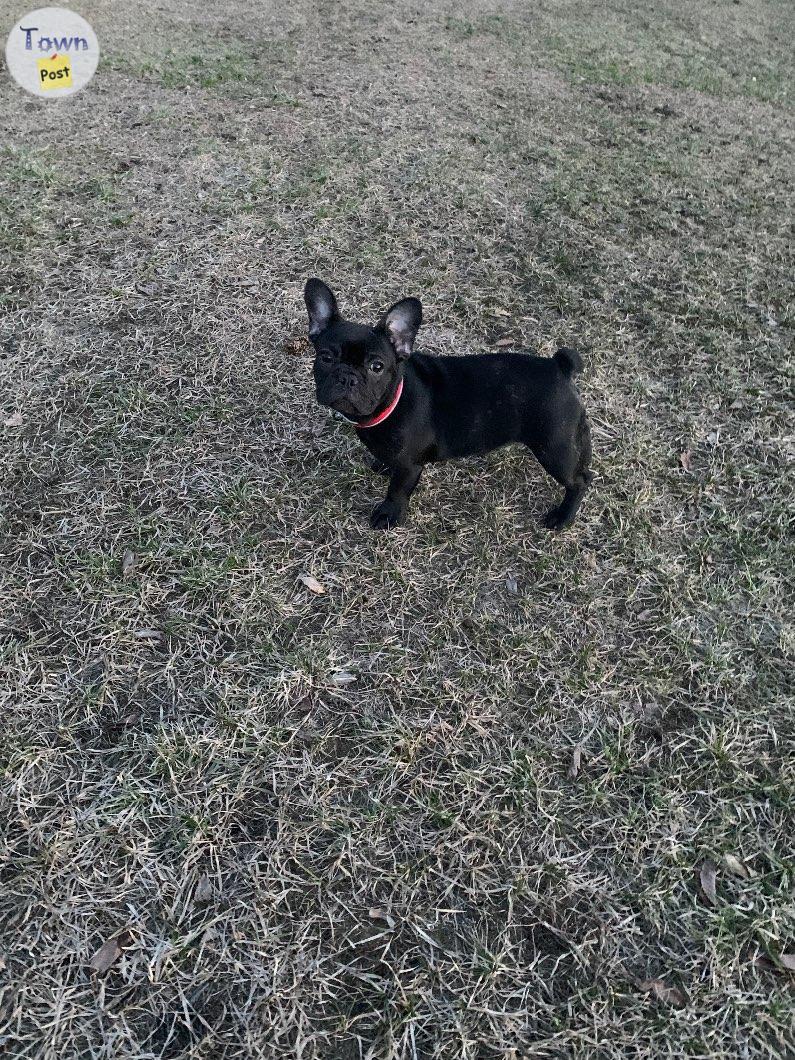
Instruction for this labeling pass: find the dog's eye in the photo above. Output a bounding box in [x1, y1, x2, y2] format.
[319, 351, 334, 364]
[370, 360, 384, 373]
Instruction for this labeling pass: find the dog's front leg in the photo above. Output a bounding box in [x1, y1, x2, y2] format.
[364, 453, 392, 476]
[370, 464, 423, 530]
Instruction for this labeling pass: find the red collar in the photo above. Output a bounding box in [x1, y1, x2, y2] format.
[355, 378, 404, 429]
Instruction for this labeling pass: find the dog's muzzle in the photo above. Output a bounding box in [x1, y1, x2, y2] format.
[318, 368, 364, 409]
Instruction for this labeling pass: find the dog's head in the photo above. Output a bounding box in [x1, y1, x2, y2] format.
[304, 278, 422, 420]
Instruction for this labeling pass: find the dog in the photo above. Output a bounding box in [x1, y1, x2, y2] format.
[304, 278, 592, 531]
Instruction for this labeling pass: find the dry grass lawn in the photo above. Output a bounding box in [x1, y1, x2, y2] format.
[1, 1, 794, 1056]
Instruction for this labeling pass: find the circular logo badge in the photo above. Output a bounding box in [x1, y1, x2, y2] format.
[5, 7, 99, 98]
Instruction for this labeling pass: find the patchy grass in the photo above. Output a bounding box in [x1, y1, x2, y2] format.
[1, 1, 793, 1057]
[106, 47, 272, 92]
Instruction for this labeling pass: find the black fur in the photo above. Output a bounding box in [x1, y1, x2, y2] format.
[305, 279, 592, 531]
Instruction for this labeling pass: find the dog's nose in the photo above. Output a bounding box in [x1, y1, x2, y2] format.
[337, 369, 357, 390]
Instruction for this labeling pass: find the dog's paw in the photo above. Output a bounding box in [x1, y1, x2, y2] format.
[544, 506, 573, 531]
[370, 499, 406, 530]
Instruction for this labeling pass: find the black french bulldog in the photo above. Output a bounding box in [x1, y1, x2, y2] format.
[305, 278, 592, 531]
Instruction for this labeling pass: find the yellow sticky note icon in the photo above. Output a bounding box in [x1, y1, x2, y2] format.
[38, 53, 73, 91]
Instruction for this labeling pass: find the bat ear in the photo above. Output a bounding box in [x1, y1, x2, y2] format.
[376, 297, 422, 360]
[304, 278, 340, 336]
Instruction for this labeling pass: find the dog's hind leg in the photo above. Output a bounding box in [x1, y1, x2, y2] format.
[529, 412, 592, 531]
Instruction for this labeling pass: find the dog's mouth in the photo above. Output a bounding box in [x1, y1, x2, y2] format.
[327, 397, 362, 418]
[317, 383, 371, 419]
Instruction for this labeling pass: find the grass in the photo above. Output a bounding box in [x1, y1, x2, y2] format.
[1, 0, 794, 1057]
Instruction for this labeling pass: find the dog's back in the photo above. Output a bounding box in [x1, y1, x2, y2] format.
[408, 349, 585, 460]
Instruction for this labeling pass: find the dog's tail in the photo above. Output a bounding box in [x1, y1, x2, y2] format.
[553, 347, 583, 377]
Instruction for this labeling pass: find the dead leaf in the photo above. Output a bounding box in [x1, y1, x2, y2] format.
[639, 978, 687, 1007]
[568, 745, 583, 779]
[194, 873, 214, 904]
[3, 411, 24, 428]
[122, 550, 136, 578]
[751, 951, 777, 972]
[331, 670, 357, 686]
[679, 450, 693, 472]
[88, 930, 132, 974]
[494, 337, 514, 347]
[284, 335, 307, 354]
[750, 950, 795, 974]
[699, 859, 718, 905]
[299, 573, 326, 595]
[368, 907, 396, 930]
[723, 853, 748, 879]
